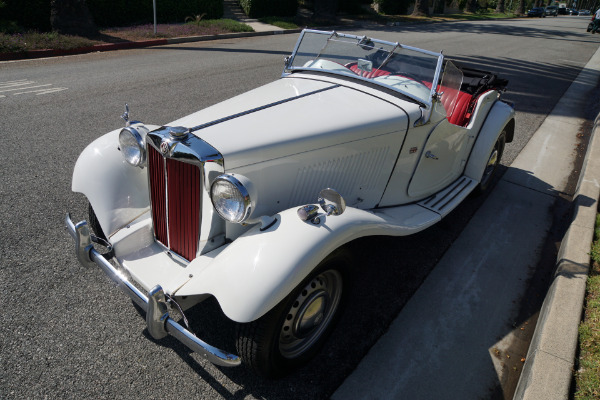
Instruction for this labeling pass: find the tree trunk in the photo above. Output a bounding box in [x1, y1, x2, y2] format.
[466, 0, 478, 12]
[433, 0, 445, 14]
[495, 0, 505, 12]
[314, 0, 338, 21]
[516, 0, 525, 14]
[412, 0, 430, 16]
[50, 0, 97, 36]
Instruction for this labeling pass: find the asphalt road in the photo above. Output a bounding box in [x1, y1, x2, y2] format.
[1, 16, 599, 399]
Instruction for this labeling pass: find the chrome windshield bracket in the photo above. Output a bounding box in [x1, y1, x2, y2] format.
[414, 107, 432, 127]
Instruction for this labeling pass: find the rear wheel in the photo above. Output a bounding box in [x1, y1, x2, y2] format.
[235, 251, 350, 378]
[474, 131, 505, 195]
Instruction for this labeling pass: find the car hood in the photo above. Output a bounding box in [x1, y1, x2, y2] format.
[167, 75, 410, 169]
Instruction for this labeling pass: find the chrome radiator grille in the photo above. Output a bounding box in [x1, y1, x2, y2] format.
[148, 144, 201, 262]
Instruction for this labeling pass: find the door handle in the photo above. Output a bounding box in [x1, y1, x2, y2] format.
[425, 151, 439, 160]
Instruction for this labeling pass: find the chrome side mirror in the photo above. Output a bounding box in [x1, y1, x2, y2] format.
[318, 188, 346, 216]
[297, 188, 346, 224]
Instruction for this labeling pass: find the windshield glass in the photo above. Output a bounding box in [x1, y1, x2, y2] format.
[286, 30, 444, 107]
[434, 60, 463, 120]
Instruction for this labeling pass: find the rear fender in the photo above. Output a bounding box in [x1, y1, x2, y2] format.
[464, 101, 515, 182]
[72, 125, 160, 237]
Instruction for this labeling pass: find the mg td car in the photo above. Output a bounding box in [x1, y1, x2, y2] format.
[66, 29, 515, 377]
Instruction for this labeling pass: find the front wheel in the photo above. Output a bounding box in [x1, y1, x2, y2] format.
[473, 131, 505, 195]
[235, 251, 350, 378]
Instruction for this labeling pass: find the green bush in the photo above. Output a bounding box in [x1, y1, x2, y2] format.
[87, 0, 223, 27]
[239, 0, 298, 18]
[338, 0, 365, 14]
[374, 0, 409, 15]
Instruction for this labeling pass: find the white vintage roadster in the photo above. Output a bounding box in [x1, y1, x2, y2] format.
[66, 30, 515, 377]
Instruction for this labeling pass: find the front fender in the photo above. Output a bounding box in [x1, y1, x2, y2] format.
[176, 203, 440, 323]
[464, 101, 515, 182]
[72, 125, 160, 237]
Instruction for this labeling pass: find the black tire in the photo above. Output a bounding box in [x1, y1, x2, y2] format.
[473, 131, 506, 195]
[588, 23, 593, 32]
[235, 250, 351, 378]
[88, 202, 107, 241]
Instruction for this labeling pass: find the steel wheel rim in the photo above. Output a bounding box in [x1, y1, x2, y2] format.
[279, 270, 343, 359]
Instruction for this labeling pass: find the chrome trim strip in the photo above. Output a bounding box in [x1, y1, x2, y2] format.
[428, 51, 445, 109]
[163, 153, 170, 249]
[65, 213, 241, 367]
[188, 85, 339, 133]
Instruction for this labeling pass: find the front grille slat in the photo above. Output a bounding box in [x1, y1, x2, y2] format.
[149, 146, 168, 245]
[148, 145, 201, 262]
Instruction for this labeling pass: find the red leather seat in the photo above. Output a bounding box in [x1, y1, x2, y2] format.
[423, 81, 473, 126]
[444, 90, 472, 126]
[348, 63, 391, 79]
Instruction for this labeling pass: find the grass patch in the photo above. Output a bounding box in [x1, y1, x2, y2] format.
[0, 19, 253, 54]
[0, 31, 96, 53]
[258, 16, 299, 29]
[574, 213, 600, 399]
[187, 19, 254, 33]
[100, 20, 253, 42]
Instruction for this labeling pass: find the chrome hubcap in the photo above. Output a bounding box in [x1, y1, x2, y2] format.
[279, 270, 342, 359]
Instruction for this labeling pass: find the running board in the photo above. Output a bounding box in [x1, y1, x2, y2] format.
[417, 176, 477, 217]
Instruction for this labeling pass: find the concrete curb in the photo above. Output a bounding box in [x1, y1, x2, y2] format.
[513, 96, 600, 397]
[0, 29, 303, 62]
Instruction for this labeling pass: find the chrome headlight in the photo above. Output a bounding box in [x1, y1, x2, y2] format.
[210, 174, 253, 223]
[119, 126, 146, 167]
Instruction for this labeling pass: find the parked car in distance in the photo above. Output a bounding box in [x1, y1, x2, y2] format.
[579, 9, 590, 15]
[527, 7, 546, 17]
[65, 29, 515, 378]
[545, 5, 558, 16]
[558, 7, 568, 14]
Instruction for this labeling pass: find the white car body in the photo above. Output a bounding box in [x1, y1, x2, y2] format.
[66, 30, 515, 375]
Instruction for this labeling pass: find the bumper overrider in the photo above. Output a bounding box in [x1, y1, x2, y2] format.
[65, 213, 241, 367]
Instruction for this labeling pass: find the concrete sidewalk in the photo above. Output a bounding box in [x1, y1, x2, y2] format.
[333, 46, 600, 399]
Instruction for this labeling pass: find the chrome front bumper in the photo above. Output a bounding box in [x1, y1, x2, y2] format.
[65, 213, 241, 367]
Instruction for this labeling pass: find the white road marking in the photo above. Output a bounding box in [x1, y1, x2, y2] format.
[0, 79, 68, 98]
[14, 87, 68, 95]
[0, 84, 52, 93]
[0, 79, 35, 87]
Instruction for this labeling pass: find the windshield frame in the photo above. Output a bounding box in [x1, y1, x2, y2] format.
[283, 29, 445, 111]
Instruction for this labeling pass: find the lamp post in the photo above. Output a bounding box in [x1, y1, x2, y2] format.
[153, 0, 157, 35]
